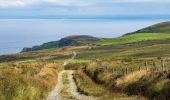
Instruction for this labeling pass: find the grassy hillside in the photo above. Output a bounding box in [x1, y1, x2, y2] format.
[20, 21, 170, 52]
[22, 35, 100, 52]
[134, 21, 170, 33]
[101, 33, 170, 46]
[101, 21, 170, 46]
[65, 35, 100, 44]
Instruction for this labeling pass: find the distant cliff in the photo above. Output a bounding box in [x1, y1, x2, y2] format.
[21, 35, 101, 52]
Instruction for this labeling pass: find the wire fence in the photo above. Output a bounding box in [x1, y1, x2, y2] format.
[90, 60, 170, 75]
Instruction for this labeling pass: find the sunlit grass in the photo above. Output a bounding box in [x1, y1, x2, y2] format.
[101, 33, 170, 46]
[60, 72, 76, 99]
[69, 59, 91, 64]
[0, 62, 63, 100]
[73, 69, 105, 96]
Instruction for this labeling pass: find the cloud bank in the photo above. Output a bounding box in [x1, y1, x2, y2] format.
[0, 0, 170, 8]
[0, 0, 87, 8]
[0, 0, 170, 19]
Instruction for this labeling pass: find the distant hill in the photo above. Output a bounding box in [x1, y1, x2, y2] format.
[102, 21, 170, 46]
[101, 33, 170, 46]
[22, 21, 170, 52]
[126, 21, 170, 35]
[21, 35, 100, 52]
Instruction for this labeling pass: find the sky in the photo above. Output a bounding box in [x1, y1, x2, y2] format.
[0, 0, 170, 19]
[0, 0, 170, 54]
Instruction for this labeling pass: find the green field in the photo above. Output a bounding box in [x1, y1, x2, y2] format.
[101, 33, 170, 46]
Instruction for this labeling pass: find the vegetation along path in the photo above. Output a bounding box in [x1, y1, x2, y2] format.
[47, 70, 97, 100]
[47, 51, 96, 100]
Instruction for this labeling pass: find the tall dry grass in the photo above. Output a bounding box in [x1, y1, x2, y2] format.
[0, 62, 63, 100]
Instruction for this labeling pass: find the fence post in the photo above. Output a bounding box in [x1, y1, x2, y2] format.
[139, 66, 141, 71]
[126, 68, 128, 74]
[145, 62, 148, 70]
[115, 68, 117, 75]
[161, 60, 165, 71]
[153, 61, 156, 67]
[83, 65, 87, 71]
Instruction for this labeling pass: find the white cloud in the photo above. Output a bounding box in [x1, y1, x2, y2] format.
[107, 0, 170, 2]
[0, 0, 88, 8]
[0, 0, 169, 8]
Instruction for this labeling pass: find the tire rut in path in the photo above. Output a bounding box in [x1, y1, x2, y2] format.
[67, 70, 97, 100]
[47, 70, 97, 100]
[47, 70, 65, 100]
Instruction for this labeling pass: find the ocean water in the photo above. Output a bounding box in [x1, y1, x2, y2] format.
[0, 19, 166, 55]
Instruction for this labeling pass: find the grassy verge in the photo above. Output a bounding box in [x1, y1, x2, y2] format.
[73, 69, 106, 96]
[83, 60, 170, 99]
[69, 59, 91, 64]
[0, 62, 63, 100]
[60, 72, 76, 100]
[73, 69, 146, 100]
[115, 70, 170, 100]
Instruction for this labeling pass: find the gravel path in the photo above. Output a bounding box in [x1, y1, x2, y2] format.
[47, 70, 96, 100]
[47, 70, 66, 100]
[67, 70, 97, 100]
[47, 52, 95, 100]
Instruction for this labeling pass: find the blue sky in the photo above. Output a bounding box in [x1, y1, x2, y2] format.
[0, 0, 170, 19]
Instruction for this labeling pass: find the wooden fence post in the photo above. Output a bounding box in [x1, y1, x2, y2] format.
[153, 61, 156, 67]
[115, 68, 117, 75]
[84, 65, 87, 71]
[161, 60, 165, 71]
[145, 62, 148, 70]
[105, 66, 108, 70]
[125, 68, 128, 74]
[139, 66, 141, 71]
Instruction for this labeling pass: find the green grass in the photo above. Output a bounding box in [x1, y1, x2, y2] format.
[69, 59, 91, 64]
[60, 72, 76, 99]
[18, 59, 36, 63]
[73, 69, 146, 100]
[73, 69, 106, 96]
[118, 71, 170, 99]
[0, 62, 63, 100]
[134, 21, 170, 33]
[101, 33, 170, 46]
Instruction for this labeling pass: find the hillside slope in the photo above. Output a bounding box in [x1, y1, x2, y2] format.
[22, 35, 100, 52]
[102, 33, 170, 46]
[22, 21, 170, 52]
[102, 21, 170, 46]
[127, 21, 170, 34]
